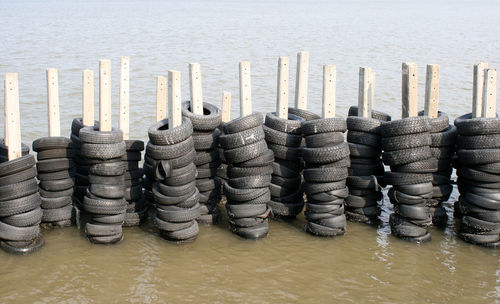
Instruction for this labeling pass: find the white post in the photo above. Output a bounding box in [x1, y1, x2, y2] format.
[47, 68, 61, 137]
[322, 65, 336, 118]
[402, 62, 418, 118]
[99, 59, 112, 132]
[156, 76, 167, 122]
[358, 67, 373, 118]
[119, 56, 130, 140]
[472, 62, 488, 118]
[276, 56, 289, 119]
[482, 69, 497, 118]
[239, 61, 252, 117]
[82, 69, 95, 127]
[424, 64, 440, 118]
[189, 63, 203, 115]
[221, 91, 231, 123]
[294, 51, 309, 110]
[168, 70, 182, 128]
[4, 73, 22, 160]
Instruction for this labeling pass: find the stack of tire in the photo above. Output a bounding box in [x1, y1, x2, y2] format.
[263, 112, 305, 218]
[454, 113, 500, 248]
[216, 124, 228, 183]
[381, 116, 434, 243]
[0, 142, 44, 254]
[122, 140, 147, 227]
[419, 111, 456, 226]
[147, 117, 201, 242]
[33, 137, 74, 227]
[182, 101, 222, 225]
[301, 118, 350, 237]
[79, 127, 127, 244]
[219, 113, 273, 239]
[345, 106, 391, 223]
[71, 118, 98, 209]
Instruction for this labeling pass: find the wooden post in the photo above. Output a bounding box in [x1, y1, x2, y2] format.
[119, 56, 130, 140]
[276, 56, 289, 119]
[322, 65, 336, 118]
[424, 64, 440, 118]
[294, 51, 309, 110]
[82, 69, 94, 127]
[221, 91, 231, 123]
[239, 61, 252, 117]
[99, 60, 112, 131]
[4, 73, 21, 160]
[358, 67, 374, 118]
[156, 76, 167, 122]
[482, 69, 497, 118]
[472, 62, 488, 118]
[47, 68, 61, 136]
[402, 62, 418, 118]
[189, 63, 203, 115]
[168, 70, 182, 128]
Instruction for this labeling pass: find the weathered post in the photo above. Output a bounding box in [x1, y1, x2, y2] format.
[4, 73, 21, 160]
[322, 64, 336, 118]
[277, 56, 289, 119]
[221, 91, 231, 123]
[482, 68, 497, 118]
[402, 62, 418, 118]
[99, 59, 112, 131]
[47, 68, 61, 136]
[168, 70, 182, 128]
[295, 51, 309, 110]
[189, 63, 203, 115]
[424, 64, 439, 118]
[472, 62, 488, 118]
[83, 69, 94, 127]
[239, 61, 252, 116]
[119, 56, 130, 139]
[156, 76, 167, 122]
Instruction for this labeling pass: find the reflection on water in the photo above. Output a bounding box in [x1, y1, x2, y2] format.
[1, 0, 500, 303]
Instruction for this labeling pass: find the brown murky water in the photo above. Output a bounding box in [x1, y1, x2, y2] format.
[1, 0, 500, 302]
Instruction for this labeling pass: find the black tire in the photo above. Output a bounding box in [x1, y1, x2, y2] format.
[347, 131, 381, 147]
[268, 200, 303, 218]
[271, 175, 301, 188]
[227, 165, 273, 179]
[164, 164, 197, 186]
[454, 113, 500, 136]
[157, 180, 196, 197]
[82, 196, 126, 215]
[430, 146, 455, 160]
[303, 180, 346, 194]
[267, 144, 300, 161]
[148, 117, 193, 145]
[306, 221, 345, 237]
[155, 216, 195, 232]
[224, 140, 268, 164]
[418, 110, 449, 133]
[271, 161, 299, 178]
[457, 149, 500, 166]
[0, 155, 35, 177]
[2, 207, 42, 227]
[457, 133, 500, 150]
[160, 221, 199, 240]
[195, 178, 221, 192]
[0, 178, 38, 201]
[88, 174, 124, 185]
[39, 177, 74, 191]
[156, 203, 201, 223]
[301, 142, 349, 164]
[393, 182, 433, 196]
[193, 128, 221, 150]
[122, 151, 141, 161]
[390, 157, 438, 173]
[347, 106, 391, 121]
[146, 137, 194, 160]
[219, 126, 265, 150]
[182, 101, 222, 131]
[89, 184, 125, 199]
[36, 158, 73, 173]
[153, 184, 198, 206]
[305, 132, 345, 148]
[0, 192, 40, 217]
[236, 149, 274, 168]
[302, 118, 347, 135]
[348, 143, 380, 158]
[124, 139, 145, 152]
[230, 221, 269, 239]
[394, 204, 431, 221]
[380, 116, 431, 137]
[226, 203, 268, 219]
[431, 125, 457, 147]
[79, 127, 123, 144]
[389, 213, 427, 237]
[37, 169, 74, 181]
[303, 167, 348, 182]
[194, 150, 219, 166]
[86, 223, 123, 237]
[382, 146, 432, 166]
[40, 196, 72, 209]
[346, 116, 382, 134]
[384, 172, 433, 186]
[80, 142, 126, 160]
[458, 167, 500, 183]
[263, 125, 302, 147]
[288, 107, 321, 121]
[381, 133, 431, 152]
[89, 161, 126, 176]
[347, 175, 379, 190]
[42, 204, 73, 222]
[93, 212, 126, 225]
[0, 140, 30, 158]
[32, 136, 72, 152]
[264, 112, 304, 135]
[39, 187, 74, 199]
[0, 220, 39, 241]
[0, 166, 37, 186]
[223, 113, 263, 134]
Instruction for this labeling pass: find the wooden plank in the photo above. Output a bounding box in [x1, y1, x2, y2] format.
[402, 62, 418, 118]
[82, 69, 94, 127]
[358, 67, 373, 118]
[482, 69, 497, 118]
[294, 51, 309, 110]
[99, 59, 112, 131]
[46, 68, 61, 136]
[168, 70, 182, 128]
[472, 62, 488, 118]
[239, 61, 252, 116]
[4, 73, 22, 160]
[322, 64, 336, 118]
[189, 63, 203, 115]
[119, 56, 130, 139]
[156, 76, 167, 122]
[424, 64, 440, 118]
[221, 91, 231, 123]
[276, 56, 289, 119]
